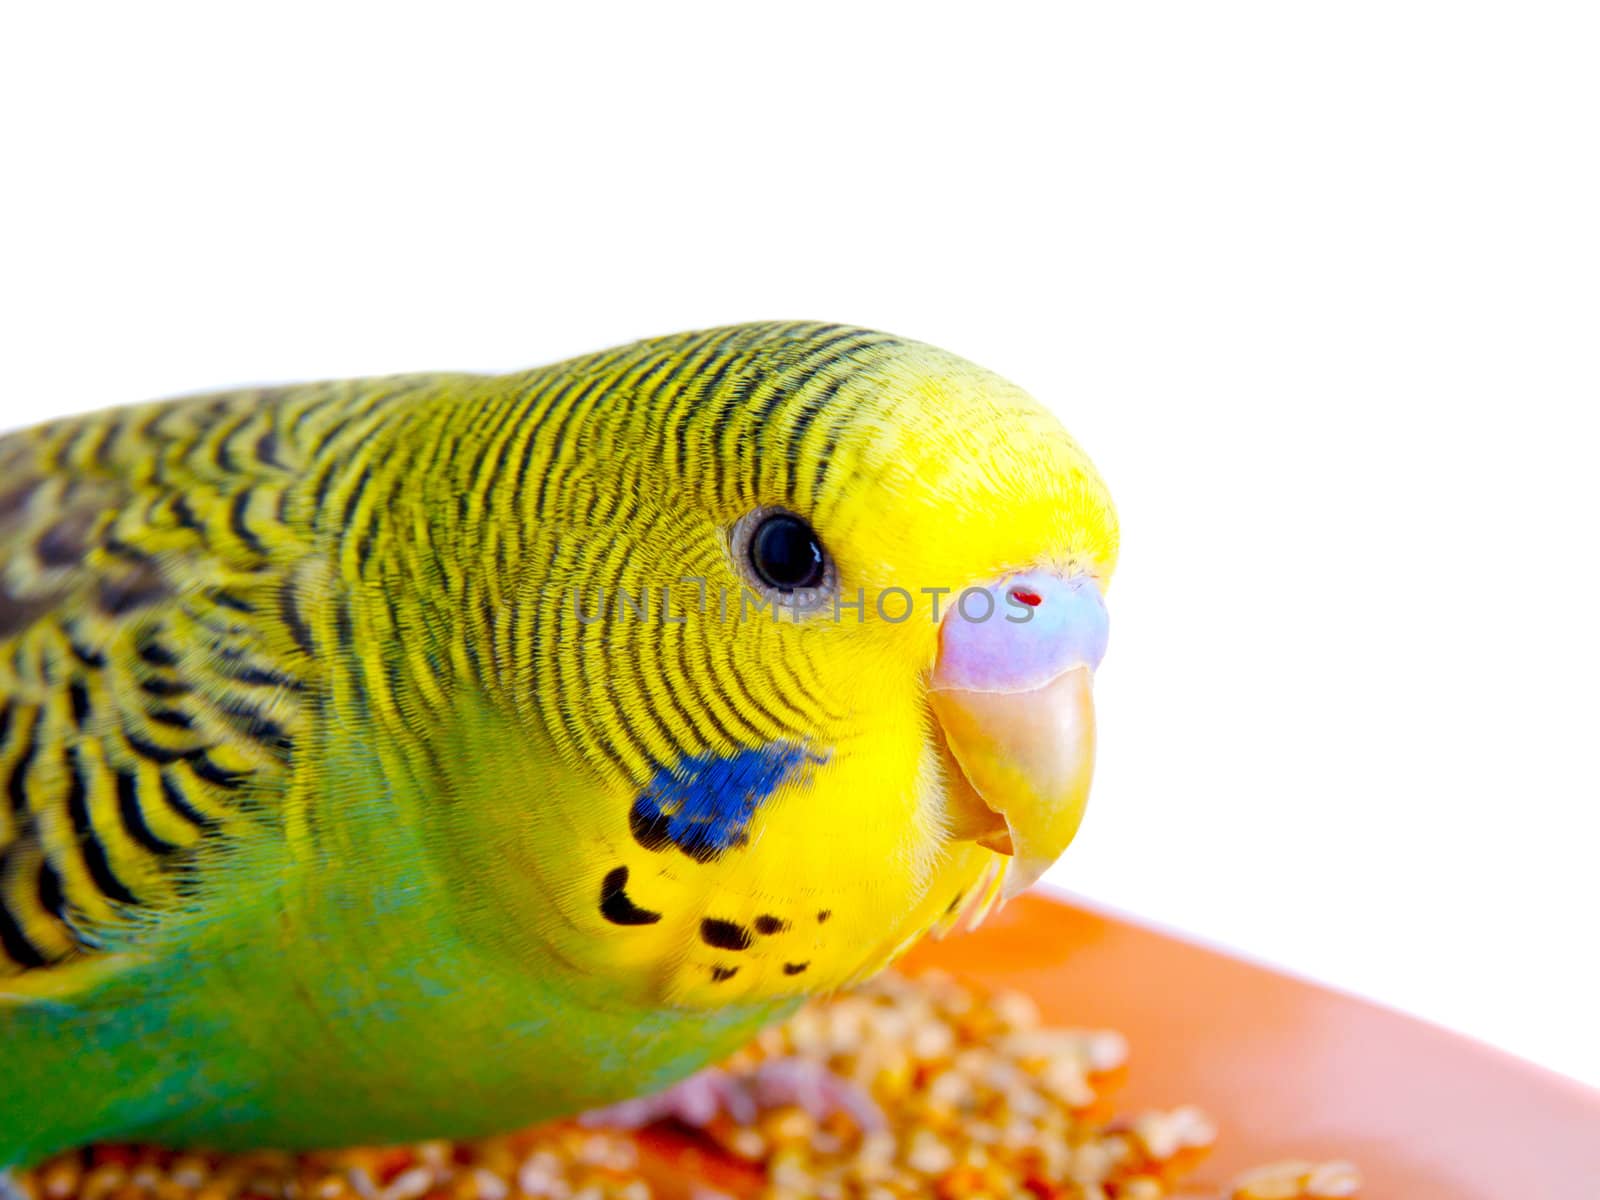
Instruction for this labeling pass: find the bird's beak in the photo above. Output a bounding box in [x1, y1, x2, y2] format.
[929, 572, 1108, 900]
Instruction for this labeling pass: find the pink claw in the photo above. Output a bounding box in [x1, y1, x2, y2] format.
[578, 1057, 884, 1134]
[748, 1058, 886, 1133]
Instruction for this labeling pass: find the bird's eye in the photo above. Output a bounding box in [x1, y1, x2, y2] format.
[748, 511, 827, 591]
[729, 507, 835, 603]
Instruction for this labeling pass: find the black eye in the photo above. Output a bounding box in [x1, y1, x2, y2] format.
[748, 511, 826, 591]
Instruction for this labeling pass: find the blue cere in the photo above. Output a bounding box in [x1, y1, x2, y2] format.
[936, 571, 1109, 694]
[629, 741, 815, 862]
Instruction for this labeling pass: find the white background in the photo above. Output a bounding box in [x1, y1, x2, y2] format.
[3, 5, 1597, 1085]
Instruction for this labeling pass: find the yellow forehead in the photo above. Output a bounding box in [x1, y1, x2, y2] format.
[797, 345, 1120, 594]
[528, 322, 1118, 595]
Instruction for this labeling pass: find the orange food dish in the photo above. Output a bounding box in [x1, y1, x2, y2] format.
[15, 892, 1598, 1199]
[900, 891, 1600, 1198]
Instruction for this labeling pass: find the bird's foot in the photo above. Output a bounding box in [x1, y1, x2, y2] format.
[579, 1057, 884, 1134]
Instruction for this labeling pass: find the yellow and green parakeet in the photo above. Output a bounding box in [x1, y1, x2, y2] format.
[0, 323, 1116, 1169]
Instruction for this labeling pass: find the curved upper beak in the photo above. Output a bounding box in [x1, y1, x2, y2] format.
[929, 572, 1108, 900]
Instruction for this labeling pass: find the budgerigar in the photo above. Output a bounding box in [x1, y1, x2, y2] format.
[0, 323, 1116, 1169]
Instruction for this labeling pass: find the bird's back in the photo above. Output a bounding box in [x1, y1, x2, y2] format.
[0, 380, 421, 986]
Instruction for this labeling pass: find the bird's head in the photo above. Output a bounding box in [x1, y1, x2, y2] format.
[424, 323, 1116, 1007]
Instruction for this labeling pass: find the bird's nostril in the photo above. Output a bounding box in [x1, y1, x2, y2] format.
[936, 573, 1107, 692]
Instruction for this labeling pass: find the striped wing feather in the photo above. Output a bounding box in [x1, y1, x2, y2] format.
[0, 387, 333, 981]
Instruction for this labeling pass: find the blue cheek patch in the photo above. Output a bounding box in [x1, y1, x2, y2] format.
[629, 742, 815, 862]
